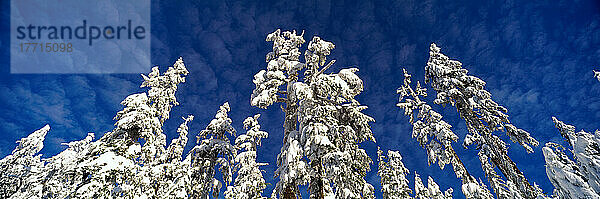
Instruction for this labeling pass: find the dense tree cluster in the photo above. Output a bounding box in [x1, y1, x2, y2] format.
[0, 58, 270, 199]
[0, 30, 599, 199]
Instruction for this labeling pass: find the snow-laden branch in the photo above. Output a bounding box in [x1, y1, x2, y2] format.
[543, 117, 600, 198]
[225, 114, 269, 199]
[424, 43, 542, 198]
[253, 29, 375, 199]
[377, 148, 453, 199]
[396, 69, 493, 199]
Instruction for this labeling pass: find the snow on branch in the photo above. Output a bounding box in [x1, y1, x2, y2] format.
[396, 69, 493, 198]
[187, 102, 237, 198]
[425, 43, 538, 153]
[255, 29, 376, 199]
[424, 43, 542, 198]
[544, 117, 600, 198]
[0, 125, 49, 198]
[225, 114, 269, 199]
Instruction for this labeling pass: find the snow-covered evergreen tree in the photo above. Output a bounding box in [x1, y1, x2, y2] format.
[67, 58, 191, 199]
[252, 29, 308, 199]
[185, 102, 237, 199]
[156, 115, 195, 198]
[414, 173, 453, 199]
[377, 148, 453, 199]
[543, 143, 599, 198]
[298, 63, 376, 199]
[24, 132, 95, 198]
[422, 43, 542, 198]
[542, 117, 600, 198]
[251, 29, 375, 199]
[0, 58, 221, 199]
[377, 148, 412, 199]
[163, 115, 194, 163]
[224, 114, 269, 199]
[0, 125, 49, 198]
[101, 57, 189, 166]
[396, 69, 493, 198]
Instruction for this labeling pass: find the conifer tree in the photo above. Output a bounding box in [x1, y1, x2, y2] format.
[377, 148, 412, 199]
[185, 102, 237, 198]
[543, 117, 600, 198]
[251, 29, 376, 199]
[377, 148, 453, 199]
[224, 114, 269, 199]
[0, 125, 49, 198]
[397, 69, 493, 198]
[422, 43, 542, 198]
[414, 173, 453, 199]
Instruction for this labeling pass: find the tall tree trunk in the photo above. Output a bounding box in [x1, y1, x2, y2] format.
[309, 159, 324, 199]
[283, 186, 296, 199]
[458, 101, 537, 199]
[486, 132, 536, 198]
[447, 144, 477, 184]
[282, 82, 299, 199]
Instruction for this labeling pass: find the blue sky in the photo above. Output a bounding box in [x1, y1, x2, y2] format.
[2, 0, 600, 197]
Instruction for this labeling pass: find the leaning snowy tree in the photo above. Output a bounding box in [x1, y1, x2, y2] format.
[250, 29, 376, 199]
[542, 117, 600, 198]
[397, 43, 545, 198]
[397, 69, 494, 198]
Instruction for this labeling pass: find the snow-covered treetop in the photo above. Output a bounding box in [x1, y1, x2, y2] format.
[544, 117, 600, 198]
[552, 116, 576, 145]
[543, 142, 600, 199]
[304, 36, 335, 79]
[266, 29, 306, 62]
[425, 43, 538, 153]
[377, 148, 412, 199]
[377, 148, 455, 199]
[251, 30, 307, 109]
[187, 102, 238, 198]
[105, 58, 190, 164]
[162, 115, 194, 163]
[225, 114, 269, 199]
[11, 124, 50, 158]
[237, 114, 268, 151]
[414, 173, 453, 199]
[141, 57, 189, 124]
[198, 102, 236, 142]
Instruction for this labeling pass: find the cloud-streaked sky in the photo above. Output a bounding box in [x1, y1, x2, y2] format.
[2, 0, 600, 197]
